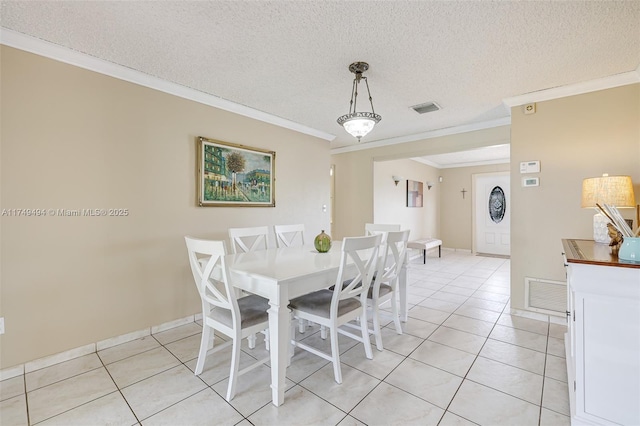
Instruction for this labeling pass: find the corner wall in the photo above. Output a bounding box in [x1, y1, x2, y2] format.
[0, 46, 331, 368]
[510, 83, 640, 310]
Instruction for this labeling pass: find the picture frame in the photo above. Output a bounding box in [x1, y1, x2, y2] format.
[406, 180, 423, 207]
[197, 136, 275, 207]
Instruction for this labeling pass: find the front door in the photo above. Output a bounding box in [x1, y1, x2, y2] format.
[474, 172, 510, 256]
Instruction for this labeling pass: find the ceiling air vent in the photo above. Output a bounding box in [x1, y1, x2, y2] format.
[411, 102, 441, 114]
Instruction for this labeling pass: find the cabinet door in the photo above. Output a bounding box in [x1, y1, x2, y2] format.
[578, 294, 640, 425]
[565, 263, 575, 359]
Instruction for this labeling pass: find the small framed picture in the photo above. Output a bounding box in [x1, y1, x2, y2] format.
[197, 136, 275, 207]
[407, 180, 423, 207]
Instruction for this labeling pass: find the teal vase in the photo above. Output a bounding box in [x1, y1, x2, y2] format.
[619, 237, 640, 262]
[314, 230, 332, 253]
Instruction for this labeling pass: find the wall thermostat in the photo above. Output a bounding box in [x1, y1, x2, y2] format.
[520, 160, 540, 174]
[522, 177, 540, 187]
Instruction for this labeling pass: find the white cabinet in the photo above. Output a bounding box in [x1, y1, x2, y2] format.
[563, 239, 640, 426]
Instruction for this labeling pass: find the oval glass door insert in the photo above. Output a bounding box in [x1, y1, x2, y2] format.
[488, 186, 506, 223]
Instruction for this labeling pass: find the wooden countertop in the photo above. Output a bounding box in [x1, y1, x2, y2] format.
[562, 239, 640, 269]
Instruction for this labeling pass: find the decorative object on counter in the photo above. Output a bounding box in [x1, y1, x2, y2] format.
[618, 237, 640, 262]
[607, 223, 623, 255]
[314, 230, 332, 253]
[581, 174, 635, 243]
[597, 203, 635, 237]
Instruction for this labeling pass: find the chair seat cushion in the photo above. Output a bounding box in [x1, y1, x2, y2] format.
[289, 289, 362, 319]
[369, 283, 392, 299]
[210, 294, 269, 329]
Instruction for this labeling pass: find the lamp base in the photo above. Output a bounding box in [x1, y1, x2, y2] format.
[593, 213, 610, 244]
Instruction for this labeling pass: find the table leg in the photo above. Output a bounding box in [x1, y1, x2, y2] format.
[267, 290, 290, 406]
[399, 263, 408, 322]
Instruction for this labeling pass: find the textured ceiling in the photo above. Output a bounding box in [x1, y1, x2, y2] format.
[1, 1, 639, 158]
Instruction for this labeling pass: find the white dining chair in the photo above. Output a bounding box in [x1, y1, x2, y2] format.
[228, 226, 269, 254]
[274, 224, 305, 248]
[289, 234, 382, 384]
[185, 236, 270, 402]
[227, 226, 271, 349]
[368, 229, 410, 351]
[365, 223, 401, 237]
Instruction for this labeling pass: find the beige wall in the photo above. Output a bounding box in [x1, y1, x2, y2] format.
[440, 163, 511, 250]
[331, 126, 511, 240]
[372, 159, 440, 241]
[0, 46, 331, 368]
[510, 83, 640, 310]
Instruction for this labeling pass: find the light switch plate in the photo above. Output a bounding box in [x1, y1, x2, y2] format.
[520, 160, 541, 174]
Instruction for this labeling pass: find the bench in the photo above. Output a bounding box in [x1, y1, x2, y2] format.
[408, 238, 442, 264]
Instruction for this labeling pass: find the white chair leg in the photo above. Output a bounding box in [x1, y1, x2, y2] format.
[194, 326, 210, 375]
[226, 337, 241, 402]
[391, 296, 403, 334]
[248, 333, 256, 349]
[372, 303, 384, 351]
[263, 329, 270, 351]
[298, 318, 306, 333]
[329, 326, 342, 384]
[360, 310, 374, 360]
[320, 325, 328, 339]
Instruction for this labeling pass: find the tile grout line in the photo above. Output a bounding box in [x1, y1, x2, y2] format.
[435, 291, 510, 423]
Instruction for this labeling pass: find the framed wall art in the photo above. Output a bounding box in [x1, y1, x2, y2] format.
[406, 180, 423, 207]
[197, 136, 275, 207]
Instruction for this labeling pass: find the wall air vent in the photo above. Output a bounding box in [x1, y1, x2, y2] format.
[525, 277, 566, 316]
[411, 102, 441, 114]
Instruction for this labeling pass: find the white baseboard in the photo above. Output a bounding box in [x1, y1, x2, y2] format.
[1, 314, 197, 379]
[509, 308, 565, 325]
[0, 364, 25, 381]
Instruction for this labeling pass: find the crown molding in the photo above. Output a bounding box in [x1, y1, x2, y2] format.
[412, 156, 510, 169]
[0, 28, 336, 142]
[502, 70, 640, 109]
[330, 117, 511, 155]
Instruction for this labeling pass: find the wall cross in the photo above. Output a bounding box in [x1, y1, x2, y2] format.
[461, 188, 467, 199]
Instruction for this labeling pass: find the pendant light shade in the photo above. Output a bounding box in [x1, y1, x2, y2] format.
[337, 62, 381, 142]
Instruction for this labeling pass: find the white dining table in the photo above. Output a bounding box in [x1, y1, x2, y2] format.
[224, 241, 408, 406]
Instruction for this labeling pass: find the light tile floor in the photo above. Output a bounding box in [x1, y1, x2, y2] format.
[0, 250, 570, 425]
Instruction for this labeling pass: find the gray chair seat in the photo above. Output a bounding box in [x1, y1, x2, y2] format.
[210, 294, 270, 328]
[289, 289, 362, 319]
[369, 283, 392, 299]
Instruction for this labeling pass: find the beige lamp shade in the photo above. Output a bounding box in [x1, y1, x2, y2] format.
[581, 175, 636, 208]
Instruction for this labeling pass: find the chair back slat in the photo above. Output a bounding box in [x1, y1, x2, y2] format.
[228, 226, 269, 254]
[375, 230, 410, 287]
[365, 223, 401, 242]
[185, 236, 240, 326]
[274, 224, 305, 248]
[333, 234, 382, 310]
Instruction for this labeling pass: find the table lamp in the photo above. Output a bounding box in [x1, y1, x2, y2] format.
[581, 174, 636, 243]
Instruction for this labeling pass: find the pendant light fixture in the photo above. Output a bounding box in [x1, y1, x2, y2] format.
[336, 62, 381, 142]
